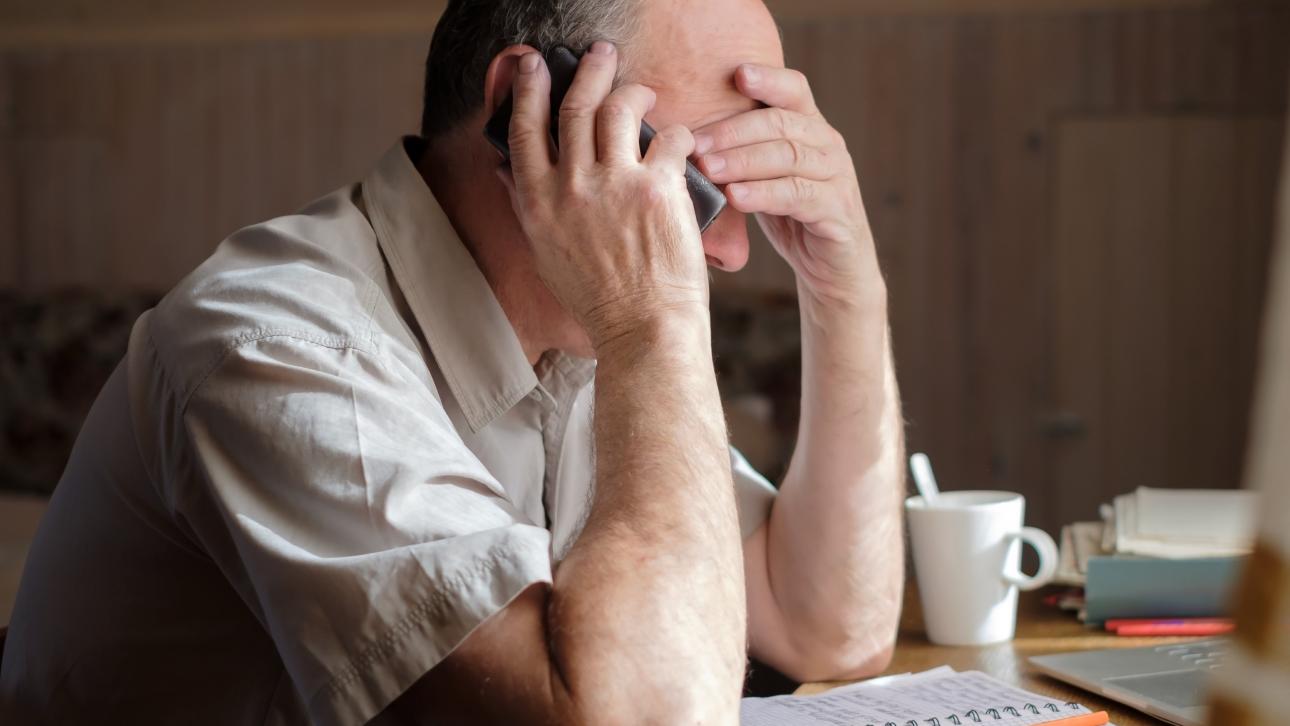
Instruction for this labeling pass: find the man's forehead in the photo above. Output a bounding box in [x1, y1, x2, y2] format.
[629, 0, 784, 130]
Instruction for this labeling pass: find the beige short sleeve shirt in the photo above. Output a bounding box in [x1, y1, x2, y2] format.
[0, 138, 777, 726]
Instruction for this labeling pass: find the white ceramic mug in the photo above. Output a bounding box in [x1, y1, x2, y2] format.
[906, 490, 1058, 646]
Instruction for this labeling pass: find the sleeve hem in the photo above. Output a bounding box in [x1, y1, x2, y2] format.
[308, 525, 553, 726]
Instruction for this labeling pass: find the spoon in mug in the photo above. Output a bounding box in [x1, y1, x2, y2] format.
[909, 452, 941, 507]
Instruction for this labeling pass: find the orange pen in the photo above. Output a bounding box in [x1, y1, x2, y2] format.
[1034, 711, 1110, 726]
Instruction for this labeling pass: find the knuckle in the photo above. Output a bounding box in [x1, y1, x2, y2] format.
[792, 176, 815, 201]
[597, 100, 631, 122]
[648, 126, 690, 160]
[641, 178, 668, 208]
[562, 170, 591, 198]
[715, 122, 742, 148]
[784, 139, 805, 167]
[618, 82, 652, 99]
[559, 99, 594, 121]
[509, 127, 545, 157]
[772, 108, 794, 136]
[663, 124, 694, 148]
[508, 124, 537, 144]
[828, 127, 847, 150]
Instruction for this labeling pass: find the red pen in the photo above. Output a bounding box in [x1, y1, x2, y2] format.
[1104, 617, 1232, 631]
[1115, 622, 1235, 637]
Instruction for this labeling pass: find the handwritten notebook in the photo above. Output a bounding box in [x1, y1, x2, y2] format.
[741, 667, 1108, 726]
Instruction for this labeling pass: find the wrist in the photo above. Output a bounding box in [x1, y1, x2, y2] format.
[590, 302, 713, 361]
[798, 275, 888, 329]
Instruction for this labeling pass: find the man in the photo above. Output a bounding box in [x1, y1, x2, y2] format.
[0, 0, 904, 723]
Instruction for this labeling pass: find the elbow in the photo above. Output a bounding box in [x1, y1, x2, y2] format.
[767, 603, 902, 683]
[777, 634, 896, 684]
[823, 639, 896, 682]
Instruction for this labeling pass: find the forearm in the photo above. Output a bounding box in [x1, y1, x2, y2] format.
[758, 282, 905, 677]
[551, 312, 746, 721]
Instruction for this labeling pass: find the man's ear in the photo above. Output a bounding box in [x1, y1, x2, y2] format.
[483, 44, 542, 116]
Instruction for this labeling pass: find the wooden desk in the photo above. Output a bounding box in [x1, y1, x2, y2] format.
[797, 587, 1206, 725]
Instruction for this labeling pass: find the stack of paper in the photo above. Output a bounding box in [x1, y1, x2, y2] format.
[1055, 487, 1258, 586]
[1049, 487, 1257, 623]
[1055, 521, 1111, 586]
[741, 667, 1108, 725]
[1112, 487, 1256, 558]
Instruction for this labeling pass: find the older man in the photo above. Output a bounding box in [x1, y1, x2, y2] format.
[1, 0, 903, 723]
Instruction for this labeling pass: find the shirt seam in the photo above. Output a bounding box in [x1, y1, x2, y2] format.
[318, 544, 521, 699]
[179, 329, 378, 414]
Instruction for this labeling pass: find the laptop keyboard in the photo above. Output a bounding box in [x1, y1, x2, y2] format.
[1156, 641, 1228, 669]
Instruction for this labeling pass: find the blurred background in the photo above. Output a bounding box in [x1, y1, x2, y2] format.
[1, 0, 1288, 618]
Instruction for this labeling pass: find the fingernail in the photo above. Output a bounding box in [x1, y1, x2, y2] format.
[519, 52, 540, 73]
[741, 65, 760, 86]
[590, 41, 614, 55]
[731, 185, 749, 201]
[704, 154, 725, 173]
[694, 133, 714, 154]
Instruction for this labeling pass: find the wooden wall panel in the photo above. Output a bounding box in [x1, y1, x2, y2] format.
[0, 57, 15, 288]
[0, 0, 1217, 48]
[7, 38, 426, 291]
[1171, 121, 1241, 489]
[1052, 118, 1281, 519]
[1233, 121, 1286, 473]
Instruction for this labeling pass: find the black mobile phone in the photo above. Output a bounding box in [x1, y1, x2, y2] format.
[484, 45, 727, 233]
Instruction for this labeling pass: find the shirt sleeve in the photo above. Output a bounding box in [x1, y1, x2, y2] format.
[731, 446, 778, 538]
[173, 334, 552, 726]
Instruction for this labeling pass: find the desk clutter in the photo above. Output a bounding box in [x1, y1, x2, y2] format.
[1050, 487, 1257, 627]
[741, 667, 1110, 725]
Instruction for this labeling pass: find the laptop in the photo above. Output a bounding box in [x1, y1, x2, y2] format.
[1030, 639, 1226, 725]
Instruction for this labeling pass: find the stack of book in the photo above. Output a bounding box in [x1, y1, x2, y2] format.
[1051, 487, 1257, 628]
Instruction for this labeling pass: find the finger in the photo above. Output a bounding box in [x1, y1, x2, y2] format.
[642, 124, 695, 175]
[558, 41, 618, 170]
[597, 83, 656, 165]
[699, 138, 840, 184]
[508, 52, 554, 187]
[735, 64, 818, 116]
[726, 177, 831, 222]
[692, 106, 839, 156]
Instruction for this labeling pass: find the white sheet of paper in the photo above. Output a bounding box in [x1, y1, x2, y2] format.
[741, 668, 1098, 726]
[1134, 487, 1256, 546]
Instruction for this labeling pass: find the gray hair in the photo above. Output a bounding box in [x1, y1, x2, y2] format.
[421, 0, 642, 139]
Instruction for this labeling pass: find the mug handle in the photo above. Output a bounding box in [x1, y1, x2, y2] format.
[1002, 526, 1058, 591]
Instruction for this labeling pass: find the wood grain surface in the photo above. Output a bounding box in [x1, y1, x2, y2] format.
[797, 585, 1207, 725]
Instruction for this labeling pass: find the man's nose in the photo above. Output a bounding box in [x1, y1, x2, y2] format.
[701, 207, 750, 273]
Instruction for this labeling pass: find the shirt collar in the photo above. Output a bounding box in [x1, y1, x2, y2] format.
[363, 137, 538, 433]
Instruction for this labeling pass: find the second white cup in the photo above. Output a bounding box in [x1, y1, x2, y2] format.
[906, 490, 1058, 646]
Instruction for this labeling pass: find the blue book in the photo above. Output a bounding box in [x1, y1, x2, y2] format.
[1083, 555, 1246, 624]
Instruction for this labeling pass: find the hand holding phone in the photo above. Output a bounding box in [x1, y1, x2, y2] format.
[487, 43, 715, 351]
[485, 45, 726, 233]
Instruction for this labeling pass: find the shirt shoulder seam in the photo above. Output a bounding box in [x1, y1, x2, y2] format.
[179, 328, 380, 414]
